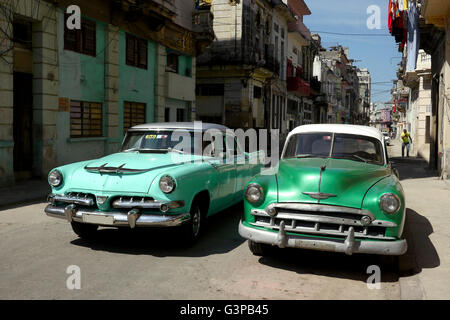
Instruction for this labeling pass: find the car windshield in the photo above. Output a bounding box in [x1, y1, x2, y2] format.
[121, 130, 202, 155]
[283, 132, 384, 165]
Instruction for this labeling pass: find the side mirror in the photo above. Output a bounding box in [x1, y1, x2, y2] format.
[393, 167, 400, 179]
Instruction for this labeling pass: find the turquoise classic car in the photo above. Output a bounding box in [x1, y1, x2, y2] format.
[45, 122, 263, 244]
[239, 124, 407, 256]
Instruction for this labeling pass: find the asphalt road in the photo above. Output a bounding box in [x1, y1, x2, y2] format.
[0, 199, 402, 299]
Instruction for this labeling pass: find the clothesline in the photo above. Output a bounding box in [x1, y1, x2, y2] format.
[388, 0, 420, 71]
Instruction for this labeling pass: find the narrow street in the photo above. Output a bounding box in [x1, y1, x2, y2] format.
[388, 139, 450, 299]
[0, 138, 448, 300]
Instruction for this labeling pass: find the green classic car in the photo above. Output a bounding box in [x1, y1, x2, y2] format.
[45, 122, 263, 244]
[239, 124, 407, 256]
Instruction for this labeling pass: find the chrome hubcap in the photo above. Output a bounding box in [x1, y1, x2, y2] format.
[192, 208, 201, 237]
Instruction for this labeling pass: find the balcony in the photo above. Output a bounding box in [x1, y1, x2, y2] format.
[422, 0, 450, 28]
[288, 20, 311, 42]
[287, 76, 310, 97]
[192, 3, 215, 55]
[165, 72, 195, 101]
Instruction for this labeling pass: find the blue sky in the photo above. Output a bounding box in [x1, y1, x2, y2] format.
[303, 0, 401, 103]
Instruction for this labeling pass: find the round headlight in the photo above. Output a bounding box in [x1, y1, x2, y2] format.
[245, 183, 264, 204]
[159, 175, 176, 194]
[379, 193, 401, 214]
[48, 170, 63, 187]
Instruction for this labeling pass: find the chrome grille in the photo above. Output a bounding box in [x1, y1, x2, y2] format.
[250, 203, 396, 240]
[53, 192, 96, 207]
[111, 196, 158, 209]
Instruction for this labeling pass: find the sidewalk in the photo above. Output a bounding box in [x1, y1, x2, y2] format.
[388, 139, 450, 299]
[0, 179, 50, 209]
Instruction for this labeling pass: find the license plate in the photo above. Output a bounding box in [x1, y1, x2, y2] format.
[295, 240, 335, 251]
[83, 213, 114, 225]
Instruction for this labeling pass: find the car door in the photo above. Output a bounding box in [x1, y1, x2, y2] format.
[231, 135, 251, 201]
[208, 133, 237, 210]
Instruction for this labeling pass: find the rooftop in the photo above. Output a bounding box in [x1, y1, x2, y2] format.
[288, 124, 383, 141]
[129, 122, 229, 132]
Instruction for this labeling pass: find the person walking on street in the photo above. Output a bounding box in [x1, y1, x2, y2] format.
[401, 129, 412, 157]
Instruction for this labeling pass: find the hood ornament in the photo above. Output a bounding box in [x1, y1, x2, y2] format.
[84, 163, 153, 174]
[302, 192, 337, 200]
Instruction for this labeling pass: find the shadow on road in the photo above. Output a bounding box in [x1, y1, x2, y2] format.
[390, 156, 438, 180]
[398, 208, 440, 276]
[256, 246, 400, 284]
[255, 206, 439, 283]
[70, 203, 245, 257]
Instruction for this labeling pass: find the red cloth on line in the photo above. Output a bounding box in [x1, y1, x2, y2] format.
[388, 0, 393, 34]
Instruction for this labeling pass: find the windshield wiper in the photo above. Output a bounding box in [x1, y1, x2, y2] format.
[122, 147, 140, 152]
[295, 154, 327, 159]
[137, 148, 168, 153]
[167, 147, 186, 154]
[334, 154, 369, 163]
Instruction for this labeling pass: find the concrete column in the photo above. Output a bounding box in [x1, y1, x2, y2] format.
[0, 6, 14, 186]
[104, 24, 120, 154]
[32, 7, 59, 179]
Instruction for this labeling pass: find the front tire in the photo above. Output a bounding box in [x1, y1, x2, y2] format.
[182, 202, 204, 245]
[248, 240, 272, 256]
[71, 222, 98, 240]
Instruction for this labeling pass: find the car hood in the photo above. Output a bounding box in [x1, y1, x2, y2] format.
[63, 152, 206, 194]
[277, 158, 390, 208]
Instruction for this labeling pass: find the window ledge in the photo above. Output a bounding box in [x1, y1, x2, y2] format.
[67, 137, 107, 143]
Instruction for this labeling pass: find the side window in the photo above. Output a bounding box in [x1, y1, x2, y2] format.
[225, 134, 238, 156]
[234, 137, 244, 156]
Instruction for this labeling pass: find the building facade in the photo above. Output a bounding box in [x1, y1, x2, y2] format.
[356, 68, 371, 125]
[0, 0, 213, 187]
[420, 0, 450, 179]
[196, 0, 296, 145]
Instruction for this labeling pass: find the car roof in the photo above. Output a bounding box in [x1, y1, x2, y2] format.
[128, 122, 229, 132]
[288, 124, 383, 141]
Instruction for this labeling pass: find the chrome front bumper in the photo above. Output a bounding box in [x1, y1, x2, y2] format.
[239, 221, 407, 256]
[45, 204, 190, 228]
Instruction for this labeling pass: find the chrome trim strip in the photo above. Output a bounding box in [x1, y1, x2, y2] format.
[45, 204, 190, 227]
[249, 220, 396, 240]
[302, 192, 337, 200]
[266, 203, 376, 220]
[111, 199, 185, 210]
[53, 194, 94, 206]
[251, 209, 397, 228]
[84, 163, 153, 174]
[239, 221, 407, 256]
